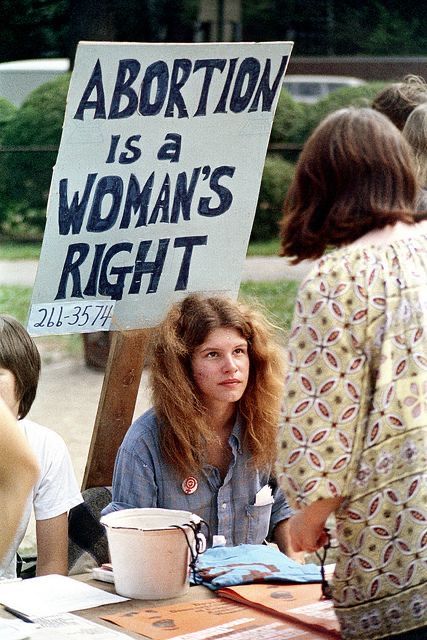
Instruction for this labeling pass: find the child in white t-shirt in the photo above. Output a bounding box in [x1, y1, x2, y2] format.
[0, 315, 82, 578]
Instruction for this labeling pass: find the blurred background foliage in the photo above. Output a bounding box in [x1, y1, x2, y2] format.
[0, 0, 397, 351]
[0, 74, 70, 238]
[0, 0, 419, 244]
[0, 1, 426, 61]
[0, 76, 386, 244]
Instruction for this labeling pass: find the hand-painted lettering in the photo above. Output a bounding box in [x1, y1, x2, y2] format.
[73, 56, 287, 120]
[58, 165, 236, 234]
[108, 59, 140, 119]
[55, 236, 208, 301]
[193, 59, 226, 116]
[74, 59, 106, 120]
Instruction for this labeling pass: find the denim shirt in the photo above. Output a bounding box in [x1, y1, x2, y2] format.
[103, 408, 292, 547]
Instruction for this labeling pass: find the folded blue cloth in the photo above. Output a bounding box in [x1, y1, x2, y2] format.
[191, 544, 322, 590]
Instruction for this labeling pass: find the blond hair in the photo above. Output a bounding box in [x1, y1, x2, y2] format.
[403, 102, 427, 187]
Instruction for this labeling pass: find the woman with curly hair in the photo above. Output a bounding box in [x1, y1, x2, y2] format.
[104, 293, 294, 554]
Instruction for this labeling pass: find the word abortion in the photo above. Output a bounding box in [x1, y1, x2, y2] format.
[74, 55, 289, 120]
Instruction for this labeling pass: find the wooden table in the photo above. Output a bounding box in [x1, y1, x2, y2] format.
[77, 574, 215, 637]
[1, 575, 340, 639]
[0, 574, 214, 639]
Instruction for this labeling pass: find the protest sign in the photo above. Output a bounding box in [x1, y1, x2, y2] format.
[28, 41, 293, 336]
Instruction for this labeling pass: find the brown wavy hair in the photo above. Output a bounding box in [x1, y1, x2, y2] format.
[279, 107, 417, 263]
[149, 294, 285, 478]
[372, 74, 427, 130]
[0, 315, 40, 418]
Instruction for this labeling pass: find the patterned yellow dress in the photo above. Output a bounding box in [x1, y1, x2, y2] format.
[278, 226, 427, 639]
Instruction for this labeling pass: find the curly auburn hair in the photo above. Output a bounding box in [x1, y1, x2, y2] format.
[148, 294, 285, 478]
[279, 107, 417, 263]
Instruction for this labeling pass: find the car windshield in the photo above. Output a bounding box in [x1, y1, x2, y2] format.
[327, 83, 347, 92]
[298, 83, 323, 96]
[283, 82, 322, 97]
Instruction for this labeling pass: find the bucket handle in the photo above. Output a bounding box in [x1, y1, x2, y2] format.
[171, 517, 209, 585]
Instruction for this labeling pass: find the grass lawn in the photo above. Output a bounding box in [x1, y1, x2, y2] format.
[0, 285, 33, 323]
[0, 279, 298, 359]
[1, 282, 298, 332]
[239, 280, 297, 337]
[0, 238, 296, 357]
[246, 238, 280, 256]
[0, 241, 42, 260]
[2, 239, 281, 260]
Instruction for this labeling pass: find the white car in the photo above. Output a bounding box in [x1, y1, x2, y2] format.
[282, 74, 366, 104]
[0, 58, 70, 106]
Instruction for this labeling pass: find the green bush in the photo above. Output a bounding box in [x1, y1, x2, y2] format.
[0, 98, 17, 142]
[0, 77, 388, 243]
[300, 81, 388, 141]
[0, 74, 70, 239]
[251, 154, 295, 242]
[270, 82, 389, 149]
[270, 89, 309, 145]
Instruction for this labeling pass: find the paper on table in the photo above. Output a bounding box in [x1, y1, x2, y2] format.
[166, 618, 337, 639]
[0, 617, 31, 640]
[27, 613, 130, 639]
[103, 598, 336, 639]
[0, 575, 128, 620]
[217, 583, 341, 637]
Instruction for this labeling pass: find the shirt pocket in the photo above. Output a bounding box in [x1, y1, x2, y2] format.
[245, 503, 273, 544]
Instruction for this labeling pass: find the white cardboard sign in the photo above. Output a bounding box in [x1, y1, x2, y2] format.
[29, 41, 293, 335]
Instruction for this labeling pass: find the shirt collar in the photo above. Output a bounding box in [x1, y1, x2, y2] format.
[230, 413, 243, 454]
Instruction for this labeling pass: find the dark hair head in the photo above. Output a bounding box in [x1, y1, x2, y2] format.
[279, 107, 417, 262]
[0, 315, 40, 418]
[372, 74, 427, 130]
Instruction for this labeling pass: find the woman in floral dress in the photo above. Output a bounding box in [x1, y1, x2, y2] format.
[278, 107, 426, 640]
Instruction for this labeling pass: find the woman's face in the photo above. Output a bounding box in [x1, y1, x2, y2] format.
[0, 367, 20, 418]
[191, 327, 250, 412]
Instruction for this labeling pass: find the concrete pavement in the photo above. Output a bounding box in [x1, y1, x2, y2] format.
[0, 260, 40, 286]
[0, 256, 312, 286]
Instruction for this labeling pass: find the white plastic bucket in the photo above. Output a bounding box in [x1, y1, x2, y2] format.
[100, 508, 204, 600]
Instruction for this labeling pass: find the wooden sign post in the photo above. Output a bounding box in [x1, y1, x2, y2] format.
[82, 329, 151, 489]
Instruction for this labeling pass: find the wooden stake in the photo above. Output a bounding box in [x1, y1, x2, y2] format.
[82, 328, 151, 490]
